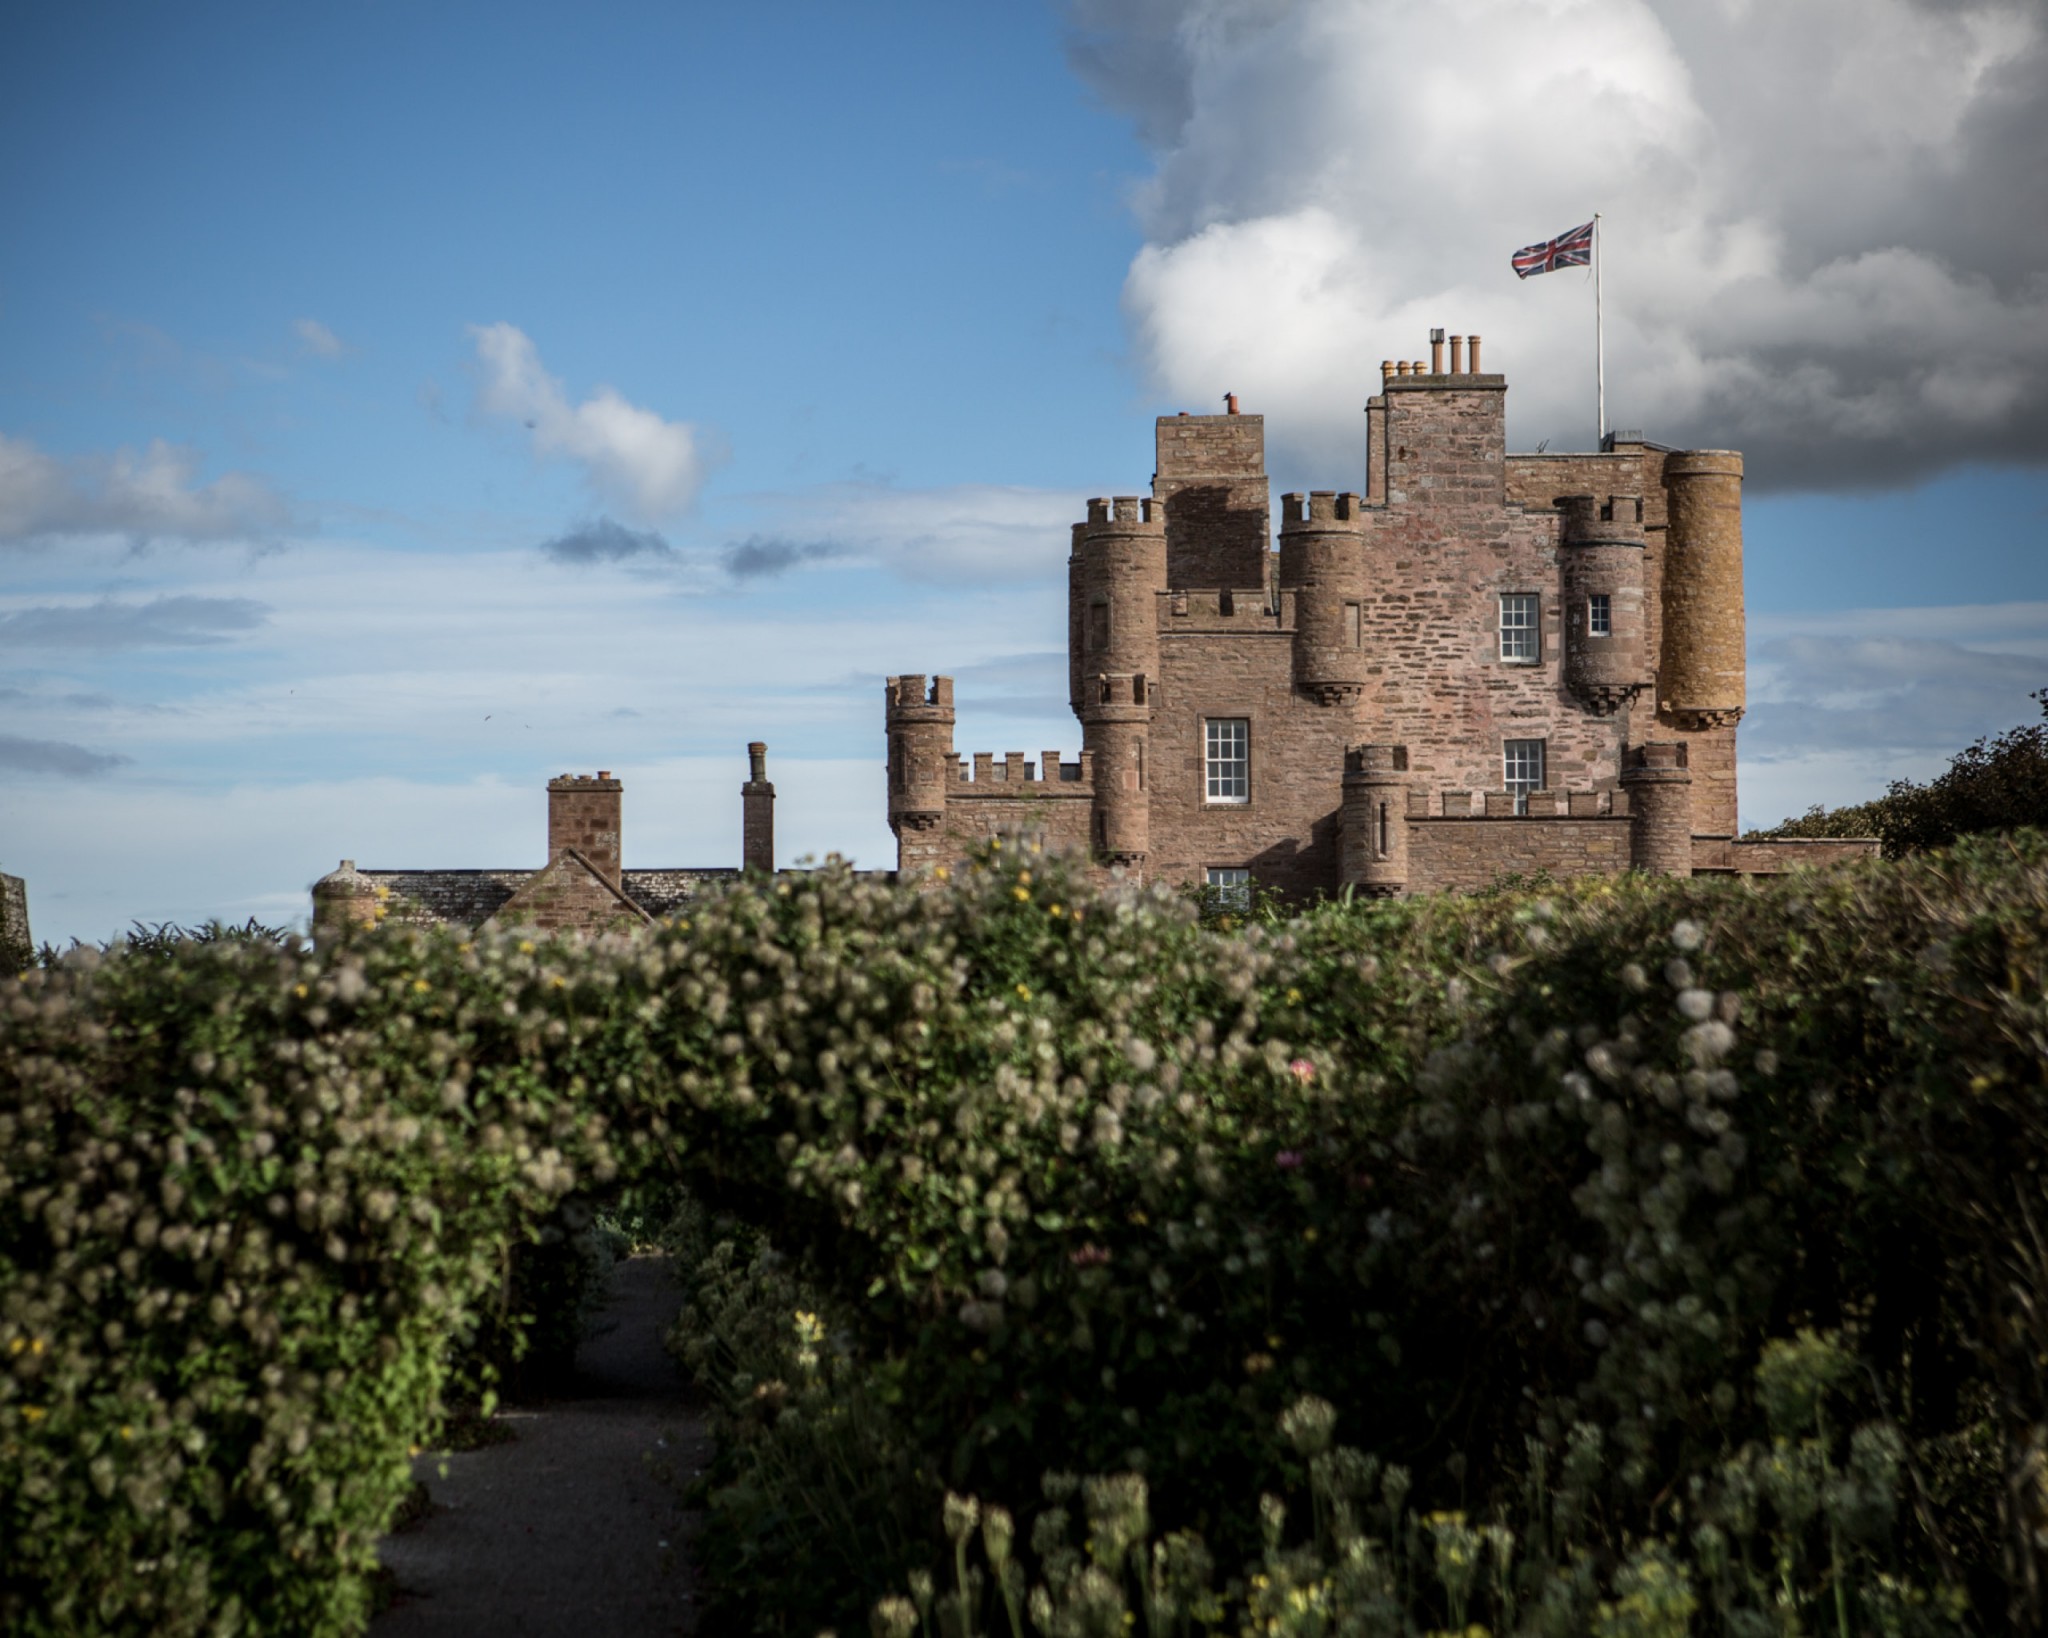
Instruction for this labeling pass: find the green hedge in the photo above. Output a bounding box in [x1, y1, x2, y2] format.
[6, 837, 2048, 1632]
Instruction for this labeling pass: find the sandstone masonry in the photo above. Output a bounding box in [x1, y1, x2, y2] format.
[887, 335, 1877, 895]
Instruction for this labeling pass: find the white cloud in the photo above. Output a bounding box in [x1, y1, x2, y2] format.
[293, 318, 346, 359]
[0, 433, 290, 545]
[750, 481, 1081, 584]
[1069, 0, 2048, 489]
[470, 323, 714, 524]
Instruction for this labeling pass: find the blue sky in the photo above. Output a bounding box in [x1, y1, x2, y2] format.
[4, 0, 2045, 947]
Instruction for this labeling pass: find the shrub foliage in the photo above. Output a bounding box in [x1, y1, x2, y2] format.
[5, 836, 2048, 1632]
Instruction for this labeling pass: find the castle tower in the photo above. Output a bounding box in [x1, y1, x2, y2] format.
[1152, 404, 1270, 589]
[1658, 453, 1746, 731]
[742, 742, 774, 873]
[1558, 493, 1649, 715]
[1279, 491, 1368, 706]
[1620, 743, 1695, 876]
[1070, 495, 1165, 869]
[548, 772, 623, 888]
[1340, 744, 1410, 896]
[886, 674, 956, 839]
[312, 860, 379, 937]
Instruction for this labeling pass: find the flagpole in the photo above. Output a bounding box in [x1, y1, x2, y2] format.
[1594, 212, 1605, 446]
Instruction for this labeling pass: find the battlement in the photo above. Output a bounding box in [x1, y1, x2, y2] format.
[1279, 490, 1365, 526]
[1625, 740, 1690, 772]
[1420, 788, 1630, 820]
[548, 771, 621, 792]
[953, 750, 1094, 789]
[886, 674, 955, 713]
[1557, 492, 1647, 544]
[1162, 588, 1288, 630]
[1344, 743, 1409, 776]
[1080, 495, 1164, 529]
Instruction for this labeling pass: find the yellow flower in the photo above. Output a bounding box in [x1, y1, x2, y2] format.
[294, 984, 309, 999]
[20, 1406, 45, 1422]
[1018, 870, 1031, 885]
[120, 1426, 134, 1440]
[1303, 1227, 1319, 1244]
[8, 1338, 23, 1355]
[518, 940, 536, 954]
[989, 836, 1001, 850]
[933, 867, 949, 881]
[412, 978, 431, 993]
[30, 1338, 44, 1355]
[1048, 904, 1064, 918]
[1015, 983, 1031, 1000]
[551, 976, 567, 989]
[1286, 988, 1302, 1005]
[1013, 886, 1030, 902]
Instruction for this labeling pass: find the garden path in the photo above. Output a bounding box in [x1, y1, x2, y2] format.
[373, 1255, 712, 1635]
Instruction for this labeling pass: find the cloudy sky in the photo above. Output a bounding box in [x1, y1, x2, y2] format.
[4, 0, 2044, 946]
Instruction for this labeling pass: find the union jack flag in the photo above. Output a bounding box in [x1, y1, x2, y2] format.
[1511, 220, 1595, 278]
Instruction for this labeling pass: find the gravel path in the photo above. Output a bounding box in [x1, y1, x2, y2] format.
[373, 1256, 712, 1636]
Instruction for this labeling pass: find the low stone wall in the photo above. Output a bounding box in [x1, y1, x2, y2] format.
[1407, 817, 1632, 894]
[1693, 836, 1880, 874]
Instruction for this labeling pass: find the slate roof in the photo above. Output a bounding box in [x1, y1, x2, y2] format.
[357, 866, 742, 929]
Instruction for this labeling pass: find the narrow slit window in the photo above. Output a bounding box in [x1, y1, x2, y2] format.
[1088, 601, 1109, 649]
[1346, 601, 1362, 647]
[1587, 593, 1612, 638]
[1499, 593, 1539, 661]
[1205, 718, 1250, 804]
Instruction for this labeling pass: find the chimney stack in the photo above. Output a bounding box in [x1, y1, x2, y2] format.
[742, 742, 775, 874]
[547, 772, 624, 888]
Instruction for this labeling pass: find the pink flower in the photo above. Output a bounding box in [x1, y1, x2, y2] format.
[1288, 1058, 1315, 1084]
[1069, 1242, 1112, 1268]
[1276, 1150, 1304, 1171]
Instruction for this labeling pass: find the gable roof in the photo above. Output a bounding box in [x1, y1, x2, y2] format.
[483, 848, 654, 935]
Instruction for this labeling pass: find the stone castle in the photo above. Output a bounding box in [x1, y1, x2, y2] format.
[306, 330, 1873, 939]
[886, 331, 1874, 895]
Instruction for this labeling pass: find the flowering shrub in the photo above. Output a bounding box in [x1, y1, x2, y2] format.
[5, 833, 2048, 1632]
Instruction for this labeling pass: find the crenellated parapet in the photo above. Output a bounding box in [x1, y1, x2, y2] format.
[1279, 491, 1368, 707]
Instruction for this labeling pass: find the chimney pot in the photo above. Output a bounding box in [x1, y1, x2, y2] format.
[1469, 334, 1482, 372]
[1449, 334, 1465, 373]
[1224, 392, 1239, 414]
[1429, 330, 1445, 373]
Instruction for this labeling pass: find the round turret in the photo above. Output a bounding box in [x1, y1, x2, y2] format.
[886, 675, 956, 835]
[312, 859, 380, 938]
[1071, 496, 1165, 868]
[1558, 493, 1649, 715]
[1659, 452, 1746, 730]
[1278, 491, 1367, 707]
[1620, 743, 1694, 876]
[1340, 744, 1409, 896]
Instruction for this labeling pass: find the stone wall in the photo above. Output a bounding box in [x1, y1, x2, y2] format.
[1408, 816, 1632, 893]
